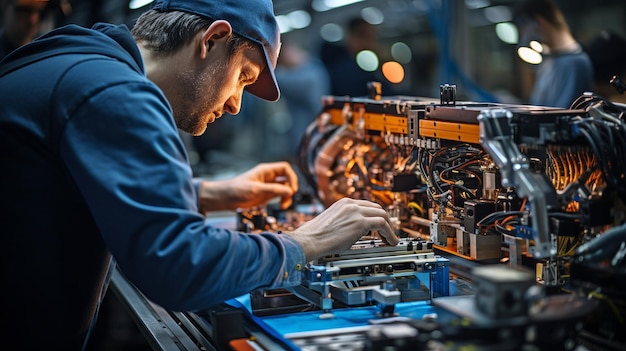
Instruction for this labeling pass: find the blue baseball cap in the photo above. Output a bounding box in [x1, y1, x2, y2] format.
[151, 0, 281, 101]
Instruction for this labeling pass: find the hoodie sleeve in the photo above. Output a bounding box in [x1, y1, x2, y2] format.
[55, 58, 305, 311]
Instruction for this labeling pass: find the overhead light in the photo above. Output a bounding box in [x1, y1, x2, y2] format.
[276, 10, 312, 34]
[356, 50, 379, 72]
[495, 22, 518, 44]
[517, 46, 542, 64]
[312, 0, 366, 12]
[320, 23, 344, 42]
[391, 42, 412, 64]
[276, 15, 292, 33]
[529, 40, 543, 53]
[465, 0, 491, 10]
[484, 5, 512, 23]
[361, 7, 384, 25]
[129, 0, 152, 10]
[517, 40, 544, 65]
[382, 61, 405, 84]
[287, 10, 311, 30]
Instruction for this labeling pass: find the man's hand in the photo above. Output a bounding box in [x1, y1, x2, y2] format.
[285, 198, 400, 262]
[198, 162, 298, 212]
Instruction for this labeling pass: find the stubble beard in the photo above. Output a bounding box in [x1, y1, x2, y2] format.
[173, 58, 227, 136]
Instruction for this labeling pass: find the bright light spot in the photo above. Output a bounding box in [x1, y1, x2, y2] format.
[484, 5, 512, 23]
[361, 7, 384, 25]
[465, 0, 491, 10]
[495, 22, 518, 44]
[311, 0, 328, 11]
[276, 15, 292, 33]
[391, 42, 412, 64]
[356, 50, 379, 72]
[518, 47, 542, 64]
[129, 0, 152, 10]
[312, 0, 365, 12]
[530, 40, 543, 53]
[287, 10, 311, 29]
[320, 23, 344, 42]
[382, 61, 405, 83]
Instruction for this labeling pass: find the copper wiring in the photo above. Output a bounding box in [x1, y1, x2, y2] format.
[344, 158, 356, 178]
[369, 189, 394, 205]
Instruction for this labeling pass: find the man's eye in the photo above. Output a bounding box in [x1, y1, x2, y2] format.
[241, 72, 255, 84]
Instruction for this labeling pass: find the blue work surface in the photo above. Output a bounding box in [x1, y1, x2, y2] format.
[228, 294, 436, 341]
[224, 278, 469, 349]
[258, 301, 436, 335]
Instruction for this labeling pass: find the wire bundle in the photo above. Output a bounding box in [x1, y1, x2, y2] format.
[569, 98, 626, 199]
[419, 144, 486, 212]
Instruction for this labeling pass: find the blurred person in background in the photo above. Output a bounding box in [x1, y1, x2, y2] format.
[320, 17, 395, 97]
[514, 0, 593, 108]
[274, 39, 330, 157]
[1, 0, 49, 59]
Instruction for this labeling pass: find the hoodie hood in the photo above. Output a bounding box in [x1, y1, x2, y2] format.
[0, 23, 143, 78]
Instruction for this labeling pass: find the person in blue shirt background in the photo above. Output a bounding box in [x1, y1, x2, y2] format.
[514, 0, 594, 108]
[0, 0, 399, 349]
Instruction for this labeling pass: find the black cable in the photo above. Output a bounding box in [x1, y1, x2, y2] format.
[575, 222, 626, 265]
[572, 104, 626, 199]
[429, 154, 446, 195]
[477, 211, 524, 226]
[549, 212, 583, 220]
[581, 121, 621, 190]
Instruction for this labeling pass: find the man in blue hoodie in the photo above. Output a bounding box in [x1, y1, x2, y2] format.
[0, 0, 400, 349]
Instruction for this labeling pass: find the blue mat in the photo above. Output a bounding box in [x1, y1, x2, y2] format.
[224, 294, 441, 350]
[253, 299, 435, 335]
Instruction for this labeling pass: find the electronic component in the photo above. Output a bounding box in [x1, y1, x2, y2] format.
[291, 237, 448, 312]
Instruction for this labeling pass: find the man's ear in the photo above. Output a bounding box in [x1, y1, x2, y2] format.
[200, 20, 233, 59]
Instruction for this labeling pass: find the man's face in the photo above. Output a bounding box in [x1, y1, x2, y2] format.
[173, 41, 265, 136]
[3, 0, 48, 46]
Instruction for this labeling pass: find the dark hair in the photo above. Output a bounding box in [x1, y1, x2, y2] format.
[514, 0, 568, 30]
[131, 9, 250, 58]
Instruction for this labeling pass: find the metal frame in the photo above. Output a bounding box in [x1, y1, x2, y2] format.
[109, 266, 215, 351]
